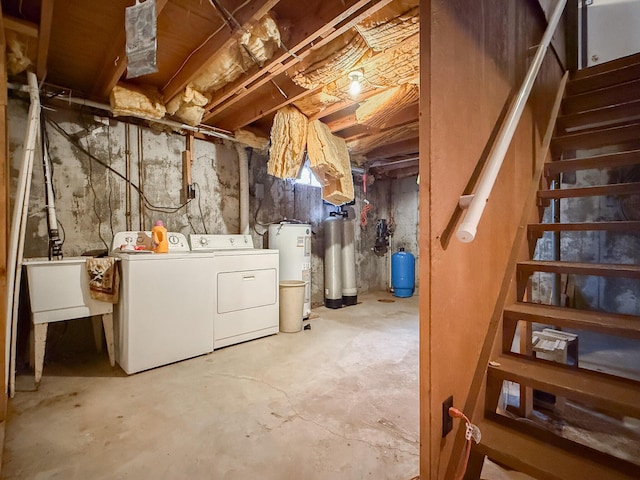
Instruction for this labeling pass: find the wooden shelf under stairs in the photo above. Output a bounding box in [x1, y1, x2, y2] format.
[470, 52, 640, 479]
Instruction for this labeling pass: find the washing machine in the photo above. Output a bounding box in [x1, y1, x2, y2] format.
[111, 231, 215, 374]
[189, 234, 279, 349]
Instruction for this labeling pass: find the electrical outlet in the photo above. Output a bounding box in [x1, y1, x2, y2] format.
[442, 395, 454, 437]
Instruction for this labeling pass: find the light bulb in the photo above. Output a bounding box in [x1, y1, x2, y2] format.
[347, 70, 364, 97]
[349, 79, 361, 96]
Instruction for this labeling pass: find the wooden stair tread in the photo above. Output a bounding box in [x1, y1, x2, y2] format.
[475, 419, 639, 480]
[567, 62, 640, 95]
[517, 260, 640, 278]
[562, 79, 640, 115]
[545, 149, 640, 175]
[571, 52, 640, 81]
[552, 122, 640, 151]
[488, 355, 640, 418]
[556, 99, 640, 133]
[538, 182, 640, 199]
[504, 302, 640, 339]
[528, 221, 640, 233]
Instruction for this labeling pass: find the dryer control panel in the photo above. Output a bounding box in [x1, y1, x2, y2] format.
[189, 234, 254, 251]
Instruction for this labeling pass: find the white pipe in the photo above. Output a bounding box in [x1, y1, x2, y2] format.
[16, 91, 239, 143]
[6, 72, 40, 396]
[456, 0, 567, 243]
[235, 143, 250, 235]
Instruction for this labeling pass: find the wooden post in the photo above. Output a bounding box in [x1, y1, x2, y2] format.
[0, 3, 9, 417]
[182, 133, 194, 202]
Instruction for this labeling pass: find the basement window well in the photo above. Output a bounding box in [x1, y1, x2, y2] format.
[296, 159, 322, 188]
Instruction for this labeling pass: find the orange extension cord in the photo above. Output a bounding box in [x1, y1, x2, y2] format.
[360, 200, 372, 227]
[449, 407, 473, 480]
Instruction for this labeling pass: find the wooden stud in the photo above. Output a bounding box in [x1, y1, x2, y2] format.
[102, 313, 115, 367]
[33, 323, 48, 385]
[36, 0, 55, 81]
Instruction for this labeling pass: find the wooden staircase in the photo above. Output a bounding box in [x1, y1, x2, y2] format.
[470, 53, 640, 479]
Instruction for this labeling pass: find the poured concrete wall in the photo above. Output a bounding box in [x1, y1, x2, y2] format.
[533, 166, 640, 315]
[391, 176, 420, 289]
[9, 100, 417, 310]
[249, 155, 404, 306]
[8, 99, 240, 259]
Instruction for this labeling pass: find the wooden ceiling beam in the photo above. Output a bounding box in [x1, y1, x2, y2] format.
[370, 156, 419, 169]
[3, 16, 38, 38]
[210, 75, 315, 131]
[365, 137, 419, 161]
[36, 0, 54, 80]
[162, 0, 281, 103]
[373, 164, 419, 179]
[92, 0, 169, 99]
[203, 0, 394, 122]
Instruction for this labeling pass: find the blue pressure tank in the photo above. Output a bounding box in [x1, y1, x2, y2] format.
[391, 248, 415, 298]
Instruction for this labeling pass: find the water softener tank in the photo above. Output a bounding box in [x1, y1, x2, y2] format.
[341, 217, 357, 306]
[324, 214, 343, 309]
[391, 248, 415, 298]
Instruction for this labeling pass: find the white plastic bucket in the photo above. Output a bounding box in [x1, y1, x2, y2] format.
[279, 280, 306, 333]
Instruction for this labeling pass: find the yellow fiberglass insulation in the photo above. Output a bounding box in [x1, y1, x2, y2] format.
[290, 31, 371, 91]
[170, 13, 281, 126]
[307, 120, 354, 205]
[267, 106, 308, 180]
[110, 83, 166, 120]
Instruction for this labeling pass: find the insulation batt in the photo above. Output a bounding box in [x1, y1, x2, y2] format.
[307, 120, 354, 205]
[6, 32, 31, 75]
[234, 129, 269, 152]
[165, 85, 210, 126]
[267, 106, 308, 179]
[170, 13, 281, 126]
[192, 13, 281, 92]
[355, 84, 419, 128]
[355, 2, 419, 52]
[110, 83, 166, 119]
[291, 31, 371, 90]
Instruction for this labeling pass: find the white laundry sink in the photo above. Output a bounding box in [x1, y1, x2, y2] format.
[23, 257, 113, 324]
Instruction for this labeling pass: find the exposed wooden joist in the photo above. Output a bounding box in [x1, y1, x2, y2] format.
[162, 0, 280, 103]
[3, 16, 38, 38]
[202, 0, 395, 122]
[36, 0, 54, 80]
[370, 156, 419, 170]
[207, 75, 316, 131]
[92, 0, 169, 98]
[365, 137, 419, 161]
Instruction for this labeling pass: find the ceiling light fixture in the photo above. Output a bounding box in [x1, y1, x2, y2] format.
[348, 70, 364, 97]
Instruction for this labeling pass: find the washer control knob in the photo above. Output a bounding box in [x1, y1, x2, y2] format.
[200, 237, 208, 246]
[230, 238, 235, 244]
[244, 237, 249, 243]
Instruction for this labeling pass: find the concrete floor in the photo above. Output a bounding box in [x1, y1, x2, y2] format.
[2, 292, 419, 480]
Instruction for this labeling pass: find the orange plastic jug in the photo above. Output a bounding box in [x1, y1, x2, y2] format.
[151, 221, 169, 253]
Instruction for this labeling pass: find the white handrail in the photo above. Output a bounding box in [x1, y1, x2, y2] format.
[456, 0, 567, 243]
